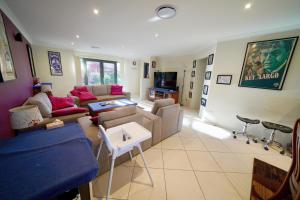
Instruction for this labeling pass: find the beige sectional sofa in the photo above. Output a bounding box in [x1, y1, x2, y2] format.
[78, 98, 183, 175]
[70, 85, 131, 107]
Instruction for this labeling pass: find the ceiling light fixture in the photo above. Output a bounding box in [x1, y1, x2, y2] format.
[244, 2, 252, 10]
[154, 33, 159, 38]
[76, 35, 80, 39]
[71, 42, 74, 46]
[155, 5, 176, 19]
[93, 9, 99, 15]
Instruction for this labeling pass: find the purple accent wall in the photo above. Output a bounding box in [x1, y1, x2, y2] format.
[0, 11, 33, 139]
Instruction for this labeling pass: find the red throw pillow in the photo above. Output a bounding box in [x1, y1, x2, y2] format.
[52, 107, 88, 117]
[70, 89, 80, 97]
[78, 91, 97, 101]
[111, 85, 123, 95]
[76, 86, 88, 92]
[90, 116, 99, 125]
[49, 96, 75, 111]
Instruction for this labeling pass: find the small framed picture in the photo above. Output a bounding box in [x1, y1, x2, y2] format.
[189, 91, 192, 98]
[151, 61, 156, 68]
[203, 85, 209, 95]
[201, 98, 207, 107]
[48, 51, 63, 76]
[193, 60, 197, 68]
[26, 44, 36, 77]
[205, 71, 211, 80]
[191, 70, 195, 77]
[208, 54, 214, 65]
[217, 75, 232, 85]
[190, 81, 193, 89]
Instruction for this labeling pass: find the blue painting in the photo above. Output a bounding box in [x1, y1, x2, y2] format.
[48, 51, 63, 76]
[239, 37, 298, 90]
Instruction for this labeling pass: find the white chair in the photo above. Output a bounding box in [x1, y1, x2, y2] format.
[97, 122, 154, 200]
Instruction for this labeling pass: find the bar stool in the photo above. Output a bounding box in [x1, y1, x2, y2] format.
[261, 121, 293, 154]
[233, 115, 260, 144]
[97, 122, 154, 200]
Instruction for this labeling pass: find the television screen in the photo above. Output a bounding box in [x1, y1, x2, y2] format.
[154, 72, 177, 90]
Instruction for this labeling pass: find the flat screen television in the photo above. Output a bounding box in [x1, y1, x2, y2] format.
[154, 72, 177, 90]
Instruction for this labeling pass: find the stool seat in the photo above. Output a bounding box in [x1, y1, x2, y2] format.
[237, 115, 260, 124]
[262, 121, 293, 133]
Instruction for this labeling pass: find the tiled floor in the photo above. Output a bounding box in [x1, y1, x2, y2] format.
[91, 107, 292, 200]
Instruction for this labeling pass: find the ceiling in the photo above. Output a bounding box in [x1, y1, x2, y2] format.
[5, 0, 300, 58]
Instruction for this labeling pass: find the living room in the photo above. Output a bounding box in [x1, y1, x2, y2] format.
[0, 0, 300, 200]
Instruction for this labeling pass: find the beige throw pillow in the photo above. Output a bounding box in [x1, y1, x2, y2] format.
[27, 93, 52, 118]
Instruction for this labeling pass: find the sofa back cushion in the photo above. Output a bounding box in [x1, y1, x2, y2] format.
[111, 85, 123, 95]
[151, 98, 175, 114]
[78, 91, 97, 101]
[27, 93, 52, 118]
[92, 85, 108, 96]
[99, 106, 136, 124]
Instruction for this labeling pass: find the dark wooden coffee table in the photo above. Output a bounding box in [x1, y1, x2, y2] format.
[88, 99, 137, 116]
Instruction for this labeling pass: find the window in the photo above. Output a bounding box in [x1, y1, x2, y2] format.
[82, 58, 119, 85]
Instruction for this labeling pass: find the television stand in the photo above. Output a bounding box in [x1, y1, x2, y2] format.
[148, 88, 179, 103]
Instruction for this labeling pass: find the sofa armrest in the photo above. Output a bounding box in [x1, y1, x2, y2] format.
[177, 109, 184, 132]
[103, 113, 143, 129]
[137, 108, 162, 145]
[123, 92, 131, 99]
[68, 95, 80, 106]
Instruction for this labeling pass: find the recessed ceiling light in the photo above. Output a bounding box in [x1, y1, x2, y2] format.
[156, 5, 176, 19]
[93, 9, 99, 15]
[244, 3, 252, 10]
[154, 33, 159, 38]
[76, 35, 80, 39]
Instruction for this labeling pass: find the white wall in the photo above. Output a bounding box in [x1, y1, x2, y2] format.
[32, 45, 77, 96]
[123, 60, 140, 96]
[201, 29, 300, 146]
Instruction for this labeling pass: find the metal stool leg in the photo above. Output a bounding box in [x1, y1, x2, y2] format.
[137, 144, 154, 187]
[264, 129, 276, 151]
[106, 155, 116, 200]
[96, 141, 103, 160]
[129, 151, 133, 161]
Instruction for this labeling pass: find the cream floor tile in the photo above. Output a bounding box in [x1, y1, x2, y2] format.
[200, 138, 231, 152]
[92, 165, 133, 199]
[164, 169, 205, 200]
[195, 171, 242, 200]
[211, 152, 250, 173]
[187, 151, 222, 171]
[235, 153, 255, 172]
[161, 135, 184, 150]
[135, 149, 163, 169]
[180, 137, 207, 151]
[178, 128, 200, 138]
[122, 156, 136, 167]
[162, 149, 192, 170]
[225, 173, 252, 200]
[151, 142, 162, 149]
[128, 167, 166, 200]
[222, 139, 256, 154]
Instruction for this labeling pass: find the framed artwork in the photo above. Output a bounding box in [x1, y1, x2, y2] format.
[217, 75, 232, 85]
[189, 91, 192, 98]
[26, 44, 36, 77]
[0, 12, 16, 82]
[48, 51, 63, 76]
[190, 81, 193, 89]
[191, 70, 195, 77]
[193, 60, 197, 68]
[239, 37, 298, 90]
[208, 54, 214, 65]
[201, 98, 207, 107]
[151, 61, 156, 68]
[205, 71, 211, 80]
[203, 85, 209, 95]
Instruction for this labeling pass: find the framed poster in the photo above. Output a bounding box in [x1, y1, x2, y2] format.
[208, 54, 214, 65]
[26, 44, 36, 77]
[193, 60, 197, 68]
[217, 75, 232, 85]
[151, 61, 156, 68]
[0, 12, 16, 82]
[239, 37, 298, 90]
[48, 51, 63, 76]
[201, 98, 207, 107]
[205, 71, 211, 80]
[190, 81, 193, 89]
[191, 70, 195, 77]
[203, 85, 209, 95]
[189, 91, 192, 98]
